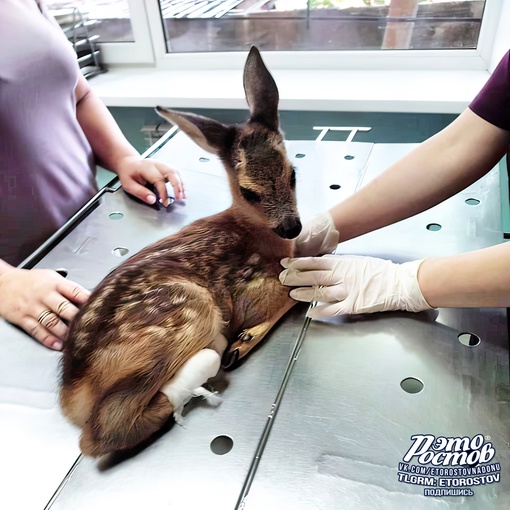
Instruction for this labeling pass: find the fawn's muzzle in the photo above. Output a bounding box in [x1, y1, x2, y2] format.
[273, 218, 302, 239]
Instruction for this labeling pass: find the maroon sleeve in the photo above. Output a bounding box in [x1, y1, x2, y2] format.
[469, 50, 510, 131]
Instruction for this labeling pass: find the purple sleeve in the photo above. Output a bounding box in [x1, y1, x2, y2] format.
[469, 50, 510, 131]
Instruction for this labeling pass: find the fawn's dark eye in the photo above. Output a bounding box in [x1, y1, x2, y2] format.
[290, 167, 296, 187]
[240, 187, 261, 203]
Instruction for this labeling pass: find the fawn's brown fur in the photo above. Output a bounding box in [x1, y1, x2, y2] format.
[60, 47, 302, 457]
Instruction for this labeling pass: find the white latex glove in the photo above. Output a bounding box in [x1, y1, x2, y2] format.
[161, 348, 222, 425]
[279, 255, 432, 318]
[293, 212, 340, 257]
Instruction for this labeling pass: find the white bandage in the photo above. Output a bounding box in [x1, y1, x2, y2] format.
[161, 348, 222, 425]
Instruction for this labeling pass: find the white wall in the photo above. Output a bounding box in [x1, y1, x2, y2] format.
[491, 0, 510, 71]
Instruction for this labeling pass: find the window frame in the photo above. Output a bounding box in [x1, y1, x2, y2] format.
[97, 0, 154, 64]
[99, 0, 508, 72]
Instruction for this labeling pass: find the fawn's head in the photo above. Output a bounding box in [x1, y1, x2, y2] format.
[156, 47, 301, 240]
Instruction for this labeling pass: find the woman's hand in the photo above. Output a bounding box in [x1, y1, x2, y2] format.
[74, 75, 186, 207]
[279, 255, 431, 318]
[0, 265, 90, 350]
[115, 155, 186, 207]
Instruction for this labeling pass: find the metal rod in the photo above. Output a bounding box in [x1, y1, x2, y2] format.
[43, 454, 83, 510]
[235, 308, 315, 509]
[18, 185, 114, 270]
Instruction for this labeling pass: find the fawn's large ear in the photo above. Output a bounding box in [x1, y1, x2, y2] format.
[243, 46, 279, 132]
[155, 107, 231, 155]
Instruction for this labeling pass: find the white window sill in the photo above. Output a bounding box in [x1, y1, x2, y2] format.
[90, 67, 491, 114]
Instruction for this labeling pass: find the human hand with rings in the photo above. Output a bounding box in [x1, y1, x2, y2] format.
[0, 261, 90, 350]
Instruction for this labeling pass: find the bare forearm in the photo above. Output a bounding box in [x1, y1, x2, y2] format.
[330, 109, 510, 242]
[418, 242, 510, 308]
[0, 259, 14, 277]
[75, 83, 138, 172]
[73, 74, 184, 205]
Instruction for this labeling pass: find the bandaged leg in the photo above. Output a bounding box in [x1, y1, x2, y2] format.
[161, 348, 222, 425]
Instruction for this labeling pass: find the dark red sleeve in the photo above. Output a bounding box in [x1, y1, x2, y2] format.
[469, 50, 510, 131]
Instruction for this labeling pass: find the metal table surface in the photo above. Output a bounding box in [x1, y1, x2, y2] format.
[0, 131, 508, 510]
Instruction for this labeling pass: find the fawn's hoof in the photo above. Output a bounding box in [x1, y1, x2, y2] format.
[221, 348, 239, 371]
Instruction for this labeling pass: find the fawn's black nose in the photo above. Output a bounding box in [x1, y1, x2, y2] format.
[273, 218, 302, 239]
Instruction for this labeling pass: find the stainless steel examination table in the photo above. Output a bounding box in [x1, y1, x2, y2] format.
[1, 130, 509, 510]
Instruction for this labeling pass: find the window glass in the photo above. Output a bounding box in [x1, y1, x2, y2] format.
[158, 0, 485, 53]
[46, 0, 134, 43]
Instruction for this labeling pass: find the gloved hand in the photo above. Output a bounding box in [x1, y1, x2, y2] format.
[279, 255, 432, 318]
[293, 212, 340, 257]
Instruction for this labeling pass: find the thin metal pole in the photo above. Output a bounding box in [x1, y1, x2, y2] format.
[43, 454, 83, 510]
[235, 308, 315, 509]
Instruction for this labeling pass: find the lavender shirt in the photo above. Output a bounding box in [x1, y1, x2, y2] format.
[0, 0, 97, 266]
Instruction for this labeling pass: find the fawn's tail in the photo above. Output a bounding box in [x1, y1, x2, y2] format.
[79, 362, 174, 457]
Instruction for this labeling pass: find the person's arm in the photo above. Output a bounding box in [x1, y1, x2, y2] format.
[330, 108, 510, 242]
[419, 243, 510, 308]
[293, 108, 510, 257]
[74, 75, 185, 206]
[280, 241, 510, 318]
[0, 259, 90, 349]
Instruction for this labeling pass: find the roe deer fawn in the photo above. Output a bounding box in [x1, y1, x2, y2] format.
[60, 46, 302, 457]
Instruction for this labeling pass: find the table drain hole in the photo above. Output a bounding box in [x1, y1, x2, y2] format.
[295, 153, 306, 159]
[400, 377, 424, 394]
[199, 157, 210, 162]
[330, 184, 341, 190]
[465, 198, 480, 206]
[112, 247, 129, 257]
[210, 435, 233, 455]
[54, 268, 68, 278]
[458, 332, 481, 347]
[344, 155, 355, 160]
[426, 223, 442, 231]
[109, 212, 124, 220]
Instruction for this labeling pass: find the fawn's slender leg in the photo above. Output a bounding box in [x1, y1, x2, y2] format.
[223, 280, 296, 368]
